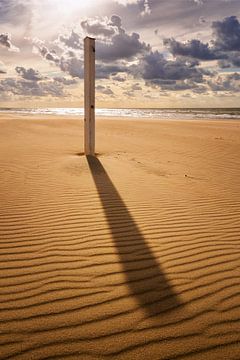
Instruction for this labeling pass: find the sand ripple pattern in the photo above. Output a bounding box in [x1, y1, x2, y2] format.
[0, 117, 240, 359]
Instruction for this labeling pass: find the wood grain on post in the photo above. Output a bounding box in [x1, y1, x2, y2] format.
[84, 37, 95, 155]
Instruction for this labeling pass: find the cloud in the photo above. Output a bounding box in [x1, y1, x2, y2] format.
[0, 77, 65, 97]
[112, 74, 126, 82]
[96, 84, 114, 95]
[53, 76, 78, 85]
[0, 65, 78, 99]
[81, 17, 116, 38]
[135, 51, 205, 82]
[218, 52, 240, 68]
[35, 15, 147, 79]
[212, 15, 240, 51]
[15, 66, 44, 81]
[81, 15, 150, 61]
[164, 16, 240, 68]
[59, 56, 84, 78]
[33, 41, 85, 78]
[132, 83, 142, 90]
[140, 0, 151, 16]
[96, 31, 150, 61]
[59, 31, 83, 50]
[163, 38, 218, 60]
[0, 33, 19, 52]
[208, 72, 240, 92]
[96, 63, 128, 78]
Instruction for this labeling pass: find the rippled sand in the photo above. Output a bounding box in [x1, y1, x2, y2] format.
[0, 115, 240, 360]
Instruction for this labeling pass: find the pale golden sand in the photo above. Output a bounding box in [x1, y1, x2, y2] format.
[0, 114, 240, 360]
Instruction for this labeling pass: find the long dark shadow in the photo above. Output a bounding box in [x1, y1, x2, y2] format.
[87, 155, 181, 318]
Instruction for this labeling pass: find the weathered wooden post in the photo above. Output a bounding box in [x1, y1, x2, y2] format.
[84, 37, 95, 155]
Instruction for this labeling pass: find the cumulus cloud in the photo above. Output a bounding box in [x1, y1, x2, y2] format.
[96, 84, 114, 95]
[163, 38, 218, 60]
[135, 51, 205, 82]
[0, 33, 19, 52]
[31, 11, 240, 95]
[59, 57, 84, 78]
[212, 16, 240, 51]
[112, 74, 126, 82]
[81, 17, 116, 38]
[218, 52, 240, 68]
[59, 31, 83, 50]
[0, 65, 78, 99]
[96, 31, 150, 61]
[81, 15, 150, 61]
[35, 15, 148, 80]
[53, 77, 78, 85]
[0, 77, 65, 97]
[15, 66, 44, 81]
[208, 72, 240, 92]
[96, 63, 128, 78]
[164, 16, 240, 68]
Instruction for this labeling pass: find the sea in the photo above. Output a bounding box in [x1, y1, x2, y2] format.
[1, 107, 240, 120]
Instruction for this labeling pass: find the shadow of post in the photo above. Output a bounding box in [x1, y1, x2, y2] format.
[87, 155, 181, 318]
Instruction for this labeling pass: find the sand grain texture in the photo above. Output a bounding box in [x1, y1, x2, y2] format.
[0, 115, 240, 359]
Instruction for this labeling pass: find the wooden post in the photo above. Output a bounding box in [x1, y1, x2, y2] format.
[84, 37, 95, 155]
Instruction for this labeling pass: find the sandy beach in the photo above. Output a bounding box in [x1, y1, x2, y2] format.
[0, 114, 240, 360]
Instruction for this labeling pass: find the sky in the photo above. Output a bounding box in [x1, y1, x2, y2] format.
[0, 0, 240, 108]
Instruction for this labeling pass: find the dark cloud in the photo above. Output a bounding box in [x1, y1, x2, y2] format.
[15, 66, 43, 81]
[146, 78, 207, 92]
[35, 16, 138, 79]
[114, 0, 240, 36]
[96, 84, 114, 95]
[34, 43, 84, 79]
[31, 11, 240, 95]
[135, 50, 205, 82]
[59, 56, 84, 78]
[164, 16, 240, 68]
[0, 33, 19, 51]
[208, 72, 240, 92]
[163, 38, 218, 60]
[96, 63, 127, 78]
[80, 15, 150, 61]
[213, 16, 240, 51]
[59, 31, 83, 50]
[96, 31, 150, 61]
[218, 52, 240, 68]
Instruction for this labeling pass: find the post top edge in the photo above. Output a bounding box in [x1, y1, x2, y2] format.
[84, 36, 96, 41]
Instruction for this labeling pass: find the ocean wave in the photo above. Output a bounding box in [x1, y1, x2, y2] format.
[1, 107, 240, 120]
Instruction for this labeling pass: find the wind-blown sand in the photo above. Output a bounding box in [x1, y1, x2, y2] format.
[0, 114, 240, 360]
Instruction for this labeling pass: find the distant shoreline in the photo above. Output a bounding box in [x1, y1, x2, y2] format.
[1, 107, 240, 120]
